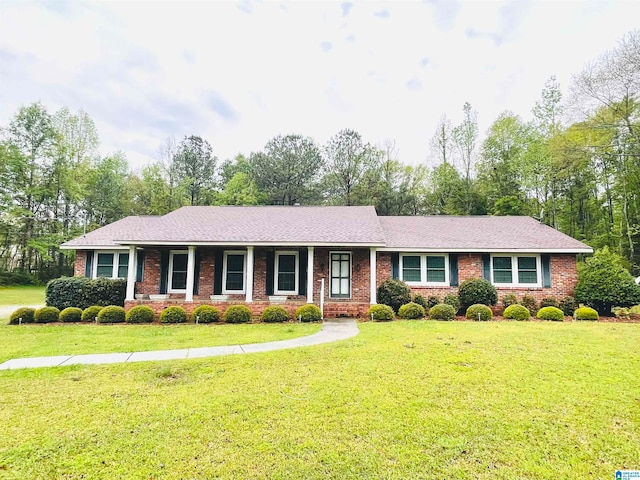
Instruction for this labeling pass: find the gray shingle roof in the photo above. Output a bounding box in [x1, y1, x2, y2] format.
[378, 216, 592, 252]
[61, 207, 592, 253]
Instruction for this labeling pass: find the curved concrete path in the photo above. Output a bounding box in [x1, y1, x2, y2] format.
[0, 319, 359, 370]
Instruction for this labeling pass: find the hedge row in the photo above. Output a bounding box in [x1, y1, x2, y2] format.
[46, 277, 126, 310]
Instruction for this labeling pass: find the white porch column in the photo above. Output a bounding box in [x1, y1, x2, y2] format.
[307, 246, 314, 303]
[369, 247, 377, 305]
[125, 245, 137, 301]
[185, 245, 196, 302]
[246, 246, 254, 302]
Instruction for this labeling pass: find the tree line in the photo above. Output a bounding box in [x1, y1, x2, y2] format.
[1, 30, 638, 280]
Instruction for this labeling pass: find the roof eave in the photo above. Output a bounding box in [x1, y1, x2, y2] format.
[112, 240, 387, 248]
[376, 247, 593, 254]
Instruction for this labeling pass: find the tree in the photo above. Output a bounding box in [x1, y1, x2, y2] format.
[575, 247, 640, 314]
[173, 135, 217, 205]
[249, 134, 323, 205]
[216, 172, 266, 206]
[452, 102, 479, 214]
[83, 153, 130, 226]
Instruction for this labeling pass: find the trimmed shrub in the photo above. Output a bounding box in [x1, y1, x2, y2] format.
[82, 305, 103, 322]
[466, 304, 492, 321]
[191, 305, 220, 324]
[559, 296, 577, 316]
[458, 278, 497, 308]
[521, 295, 539, 315]
[9, 307, 35, 325]
[540, 297, 559, 308]
[97, 305, 126, 323]
[377, 278, 411, 313]
[503, 304, 530, 321]
[261, 306, 290, 323]
[46, 277, 127, 310]
[398, 302, 426, 320]
[575, 246, 640, 314]
[426, 296, 440, 309]
[613, 307, 630, 320]
[34, 306, 60, 323]
[224, 305, 252, 324]
[0, 271, 39, 286]
[536, 306, 565, 321]
[631, 305, 640, 315]
[429, 304, 456, 321]
[502, 293, 518, 308]
[443, 294, 460, 312]
[575, 306, 599, 321]
[126, 305, 155, 324]
[59, 307, 83, 323]
[295, 304, 322, 323]
[367, 304, 395, 321]
[160, 306, 187, 324]
[412, 294, 428, 309]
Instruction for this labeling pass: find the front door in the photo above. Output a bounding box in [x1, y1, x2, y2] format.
[330, 252, 351, 298]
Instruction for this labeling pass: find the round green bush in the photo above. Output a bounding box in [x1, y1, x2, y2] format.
[574, 306, 599, 321]
[536, 306, 565, 321]
[59, 307, 83, 323]
[426, 296, 440, 309]
[191, 305, 220, 324]
[82, 305, 103, 322]
[97, 305, 126, 323]
[126, 305, 155, 324]
[160, 306, 187, 324]
[540, 297, 559, 308]
[398, 302, 425, 319]
[458, 278, 497, 308]
[261, 305, 290, 323]
[377, 278, 411, 313]
[465, 304, 493, 321]
[559, 296, 577, 316]
[429, 303, 456, 321]
[367, 304, 395, 321]
[503, 304, 530, 321]
[412, 294, 428, 309]
[223, 305, 252, 324]
[34, 306, 60, 323]
[443, 294, 460, 312]
[501, 293, 518, 308]
[9, 307, 35, 325]
[295, 304, 322, 322]
[521, 294, 539, 315]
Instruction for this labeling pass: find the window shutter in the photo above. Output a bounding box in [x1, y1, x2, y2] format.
[136, 250, 145, 282]
[85, 250, 94, 278]
[542, 254, 551, 288]
[482, 254, 491, 281]
[298, 249, 307, 296]
[391, 253, 399, 280]
[266, 250, 275, 296]
[213, 250, 223, 295]
[159, 250, 169, 294]
[449, 254, 459, 286]
[193, 249, 201, 295]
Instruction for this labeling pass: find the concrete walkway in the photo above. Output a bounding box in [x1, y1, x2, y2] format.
[0, 319, 359, 370]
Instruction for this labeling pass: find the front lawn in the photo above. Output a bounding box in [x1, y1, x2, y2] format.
[0, 323, 322, 363]
[0, 285, 45, 306]
[1, 321, 638, 479]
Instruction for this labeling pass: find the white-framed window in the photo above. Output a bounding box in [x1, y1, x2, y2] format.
[275, 251, 299, 295]
[94, 251, 129, 279]
[330, 251, 351, 299]
[223, 251, 246, 294]
[491, 254, 541, 287]
[168, 250, 188, 292]
[400, 253, 449, 286]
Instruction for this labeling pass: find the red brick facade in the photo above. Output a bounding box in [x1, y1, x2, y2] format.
[75, 248, 579, 318]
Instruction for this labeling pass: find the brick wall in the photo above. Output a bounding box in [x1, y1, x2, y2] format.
[73, 250, 86, 277]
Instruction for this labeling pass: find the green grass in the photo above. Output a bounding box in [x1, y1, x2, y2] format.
[0, 323, 321, 363]
[1, 321, 639, 479]
[0, 285, 45, 306]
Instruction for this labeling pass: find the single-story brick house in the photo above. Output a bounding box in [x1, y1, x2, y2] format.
[60, 206, 592, 317]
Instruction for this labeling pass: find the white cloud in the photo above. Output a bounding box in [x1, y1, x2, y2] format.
[1, 0, 639, 169]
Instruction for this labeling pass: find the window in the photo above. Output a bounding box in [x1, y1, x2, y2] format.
[399, 254, 449, 286]
[168, 251, 188, 292]
[94, 251, 129, 279]
[330, 252, 351, 298]
[223, 251, 246, 293]
[491, 255, 540, 287]
[275, 251, 298, 295]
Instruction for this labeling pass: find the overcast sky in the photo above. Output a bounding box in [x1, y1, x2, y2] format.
[1, 0, 639, 170]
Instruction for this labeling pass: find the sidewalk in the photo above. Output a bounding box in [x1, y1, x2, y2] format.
[0, 319, 359, 370]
